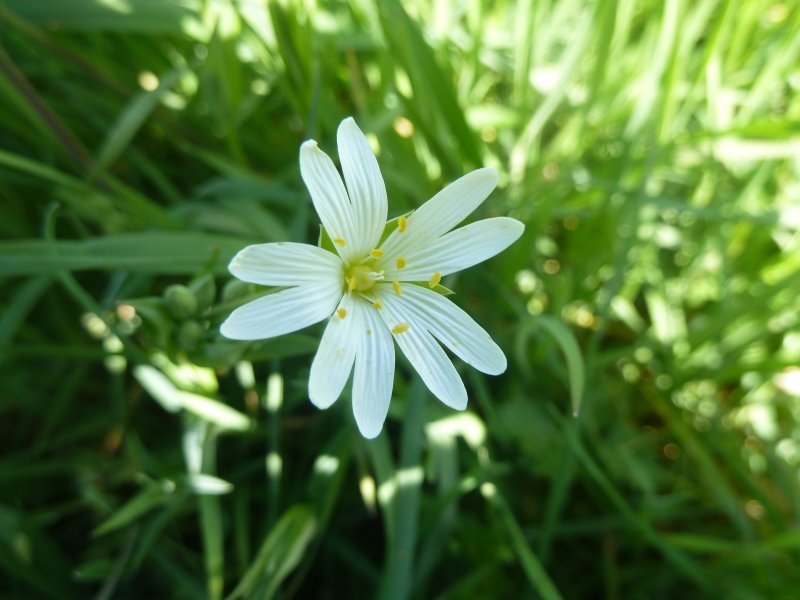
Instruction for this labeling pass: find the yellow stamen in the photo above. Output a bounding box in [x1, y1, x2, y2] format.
[369, 248, 384, 258]
[392, 281, 402, 296]
[396, 257, 406, 269]
[397, 216, 407, 233]
[333, 237, 346, 246]
[428, 272, 442, 288]
[348, 276, 357, 291]
[392, 323, 409, 334]
[337, 308, 347, 319]
[373, 300, 383, 309]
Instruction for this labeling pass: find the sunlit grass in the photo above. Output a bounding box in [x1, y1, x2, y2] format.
[1, 0, 799, 598]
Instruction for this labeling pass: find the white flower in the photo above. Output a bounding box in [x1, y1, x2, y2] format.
[221, 117, 523, 438]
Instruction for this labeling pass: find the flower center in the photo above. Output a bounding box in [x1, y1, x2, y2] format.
[345, 262, 384, 292]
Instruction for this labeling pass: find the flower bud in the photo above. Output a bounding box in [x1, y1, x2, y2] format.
[189, 274, 216, 312]
[178, 320, 205, 350]
[221, 279, 251, 303]
[164, 284, 197, 319]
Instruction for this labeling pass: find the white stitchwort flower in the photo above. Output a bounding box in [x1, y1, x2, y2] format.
[221, 117, 523, 438]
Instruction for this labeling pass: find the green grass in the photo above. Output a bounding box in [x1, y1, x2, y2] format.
[1, 0, 800, 597]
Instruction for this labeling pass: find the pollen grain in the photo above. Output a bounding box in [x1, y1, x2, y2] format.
[333, 237, 346, 246]
[392, 323, 409, 334]
[369, 249, 384, 258]
[373, 300, 383, 309]
[337, 308, 347, 319]
[397, 216, 407, 233]
[396, 257, 406, 269]
[392, 281, 403, 296]
[428, 272, 442, 288]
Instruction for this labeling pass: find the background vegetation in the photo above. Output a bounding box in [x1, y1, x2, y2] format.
[2, 0, 799, 598]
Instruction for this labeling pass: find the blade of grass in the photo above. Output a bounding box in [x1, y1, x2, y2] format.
[226, 505, 317, 600]
[94, 65, 190, 172]
[482, 483, 563, 600]
[0, 233, 245, 276]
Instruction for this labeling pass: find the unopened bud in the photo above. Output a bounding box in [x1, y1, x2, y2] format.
[189, 274, 216, 312]
[221, 279, 251, 303]
[164, 284, 197, 319]
[178, 320, 205, 350]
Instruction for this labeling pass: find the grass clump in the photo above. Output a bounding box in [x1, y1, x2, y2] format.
[1, 0, 799, 598]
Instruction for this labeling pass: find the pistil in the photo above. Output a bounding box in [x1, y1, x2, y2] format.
[345, 262, 384, 292]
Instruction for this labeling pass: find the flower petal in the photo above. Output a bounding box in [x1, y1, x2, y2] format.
[351, 298, 395, 438]
[220, 282, 342, 340]
[229, 242, 342, 286]
[380, 167, 498, 258]
[398, 284, 507, 375]
[299, 139, 357, 261]
[337, 118, 387, 255]
[374, 285, 468, 410]
[382, 217, 524, 281]
[308, 293, 359, 409]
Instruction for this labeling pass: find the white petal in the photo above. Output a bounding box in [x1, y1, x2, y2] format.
[398, 285, 507, 375]
[308, 293, 359, 409]
[351, 298, 395, 438]
[229, 242, 342, 286]
[380, 168, 498, 258]
[220, 282, 342, 340]
[299, 140, 357, 261]
[337, 118, 387, 255]
[382, 217, 524, 281]
[374, 285, 468, 410]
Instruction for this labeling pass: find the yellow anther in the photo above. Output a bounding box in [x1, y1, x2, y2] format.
[392, 323, 409, 334]
[373, 300, 383, 309]
[396, 257, 406, 269]
[397, 216, 407, 233]
[428, 272, 442, 288]
[333, 237, 346, 246]
[348, 276, 357, 291]
[369, 249, 384, 258]
[392, 281, 402, 296]
[337, 308, 347, 319]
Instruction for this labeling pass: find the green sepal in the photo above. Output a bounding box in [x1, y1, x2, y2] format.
[318, 212, 415, 253]
[317, 224, 337, 253]
[404, 282, 454, 296]
[431, 283, 455, 296]
[378, 211, 414, 246]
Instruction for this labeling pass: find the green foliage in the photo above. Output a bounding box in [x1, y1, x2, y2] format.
[1, 0, 799, 598]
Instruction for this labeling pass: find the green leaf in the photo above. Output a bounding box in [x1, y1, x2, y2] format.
[3, 0, 203, 34]
[95, 66, 191, 172]
[93, 484, 171, 536]
[536, 316, 585, 417]
[516, 316, 585, 417]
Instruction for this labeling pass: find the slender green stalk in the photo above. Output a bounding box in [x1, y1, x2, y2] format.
[377, 378, 425, 600]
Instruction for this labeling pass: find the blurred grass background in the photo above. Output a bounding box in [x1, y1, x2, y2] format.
[1, 0, 799, 598]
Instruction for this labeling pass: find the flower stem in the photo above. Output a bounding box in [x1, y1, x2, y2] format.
[378, 377, 426, 600]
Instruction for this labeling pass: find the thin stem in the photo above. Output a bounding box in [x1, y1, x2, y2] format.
[378, 377, 425, 600]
